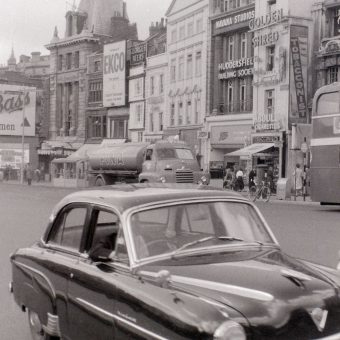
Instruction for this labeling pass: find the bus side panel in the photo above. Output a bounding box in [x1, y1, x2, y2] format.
[311, 145, 340, 204]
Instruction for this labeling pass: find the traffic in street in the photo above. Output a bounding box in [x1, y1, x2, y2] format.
[1, 182, 340, 339]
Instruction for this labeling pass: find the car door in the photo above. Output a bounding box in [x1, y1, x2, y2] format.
[66, 206, 119, 340]
[44, 203, 91, 339]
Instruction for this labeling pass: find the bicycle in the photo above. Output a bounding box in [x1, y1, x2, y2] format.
[248, 180, 271, 202]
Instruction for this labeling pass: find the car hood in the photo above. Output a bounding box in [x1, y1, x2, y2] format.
[141, 247, 340, 337]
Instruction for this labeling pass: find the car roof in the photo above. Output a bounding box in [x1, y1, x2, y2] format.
[55, 184, 247, 214]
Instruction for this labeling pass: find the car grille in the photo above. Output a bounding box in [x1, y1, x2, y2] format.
[176, 170, 194, 183]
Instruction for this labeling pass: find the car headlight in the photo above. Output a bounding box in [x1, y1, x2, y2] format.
[159, 176, 166, 183]
[199, 176, 208, 185]
[214, 321, 246, 340]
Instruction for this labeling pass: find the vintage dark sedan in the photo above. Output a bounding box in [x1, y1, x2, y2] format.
[10, 184, 340, 339]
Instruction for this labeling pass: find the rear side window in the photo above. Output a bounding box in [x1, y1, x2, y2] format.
[48, 207, 88, 251]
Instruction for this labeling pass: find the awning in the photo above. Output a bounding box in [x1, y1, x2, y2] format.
[225, 143, 275, 157]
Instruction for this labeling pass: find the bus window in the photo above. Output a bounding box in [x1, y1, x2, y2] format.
[316, 92, 339, 116]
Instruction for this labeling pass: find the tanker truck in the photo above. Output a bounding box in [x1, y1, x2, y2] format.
[87, 140, 210, 186]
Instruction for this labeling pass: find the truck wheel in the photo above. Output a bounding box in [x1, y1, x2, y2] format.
[95, 178, 105, 186]
[28, 310, 59, 340]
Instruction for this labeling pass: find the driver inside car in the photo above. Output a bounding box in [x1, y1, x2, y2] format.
[89, 232, 117, 261]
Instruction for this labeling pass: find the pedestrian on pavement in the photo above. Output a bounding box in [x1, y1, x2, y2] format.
[35, 168, 41, 182]
[235, 168, 244, 192]
[248, 168, 256, 189]
[267, 166, 274, 192]
[223, 167, 234, 190]
[293, 163, 303, 196]
[26, 163, 33, 186]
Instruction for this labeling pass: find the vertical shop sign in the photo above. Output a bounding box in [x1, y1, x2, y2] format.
[289, 26, 308, 126]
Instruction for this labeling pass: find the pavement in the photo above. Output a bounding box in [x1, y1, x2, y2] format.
[1, 178, 318, 205]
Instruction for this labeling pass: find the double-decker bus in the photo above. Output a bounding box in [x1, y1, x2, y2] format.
[311, 82, 340, 204]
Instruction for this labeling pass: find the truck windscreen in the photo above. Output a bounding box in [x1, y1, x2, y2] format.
[156, 148, 194, 160]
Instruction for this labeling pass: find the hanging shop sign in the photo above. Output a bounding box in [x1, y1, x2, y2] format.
[289, 25, 308, 126]
[213, 9, 255, 34]
[218, 57, 254, 80]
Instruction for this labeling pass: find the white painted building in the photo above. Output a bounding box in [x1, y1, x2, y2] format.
[165, 0, 209, 168]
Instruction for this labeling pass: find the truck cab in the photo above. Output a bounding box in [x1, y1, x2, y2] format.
[139, 141, 210, 185]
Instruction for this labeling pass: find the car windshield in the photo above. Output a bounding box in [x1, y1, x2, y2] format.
[156, 148, 194, 160]
[129, 201, 274, 260]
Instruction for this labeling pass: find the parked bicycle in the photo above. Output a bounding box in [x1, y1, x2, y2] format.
[248, 180, 271, 202]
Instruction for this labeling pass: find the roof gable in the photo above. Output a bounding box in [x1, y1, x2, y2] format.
[166, 0, 203, 17]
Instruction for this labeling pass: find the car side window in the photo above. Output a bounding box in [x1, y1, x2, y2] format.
[49, 207, 88, 251]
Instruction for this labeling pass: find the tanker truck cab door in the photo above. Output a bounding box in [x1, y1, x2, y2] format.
[143, 147, 156, 173]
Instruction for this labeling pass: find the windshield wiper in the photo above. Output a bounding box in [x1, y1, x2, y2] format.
[172, 236, 244, 256]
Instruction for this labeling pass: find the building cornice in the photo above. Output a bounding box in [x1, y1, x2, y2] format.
[45, 34, 100, 50]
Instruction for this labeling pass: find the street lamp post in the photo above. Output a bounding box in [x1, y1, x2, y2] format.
[20, 90, 26, 184]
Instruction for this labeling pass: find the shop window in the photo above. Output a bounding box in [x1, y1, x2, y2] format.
[187, 54, 193, 79]
[170, 104, 175, 126]
[266, 45, 275, 71]
[265, 89, 275, 116]
[241, 32, 247, 59]
[328, 66, 339, 84]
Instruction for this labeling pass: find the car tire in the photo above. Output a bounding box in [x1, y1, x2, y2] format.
[28, 310, 59, 340]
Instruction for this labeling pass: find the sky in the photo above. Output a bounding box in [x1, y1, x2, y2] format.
[0, 0, 172, 66]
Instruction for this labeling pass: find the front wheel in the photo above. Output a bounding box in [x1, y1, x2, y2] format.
[261, 186, 271, 202]
[248, 186, 257, 201]
[28, 310, 59, 340]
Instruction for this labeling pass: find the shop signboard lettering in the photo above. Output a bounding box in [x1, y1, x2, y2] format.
[289, 25, 308, 125]
[252, 31, 279, 47]
[218, 57, 254, 80]
[253, 115, 281, 131]
[0, 84, 36, 137]
[249, 9, 283, 30]
[130, 43, 146, 66]
[215, 10, 255, 30]
[103, 40, 126, 107]
[252, 135, 280, 144]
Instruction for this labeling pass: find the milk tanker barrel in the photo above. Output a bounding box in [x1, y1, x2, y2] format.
[88, 143, 148, 173]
